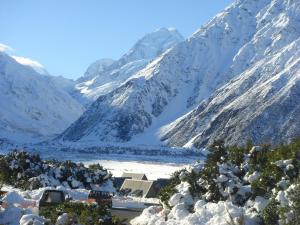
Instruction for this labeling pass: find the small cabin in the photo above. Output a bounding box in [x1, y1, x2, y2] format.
[120, 179, 161, 198]
[121, 172, 148, 181]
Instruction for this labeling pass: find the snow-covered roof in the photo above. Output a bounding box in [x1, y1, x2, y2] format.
[121, 173, 148, 180]
[120, 179, 160, 198]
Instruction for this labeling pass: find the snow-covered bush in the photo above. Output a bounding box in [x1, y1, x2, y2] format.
[39, 201, 120, 225]
[135, 139, 300, 225]
[19, 214, 46, 225]
[261, 198, 279, 225]
[158, 169, 186, 207]
[276, 180, 300, 225]
[0, 187, 121, 225]
[0, 150, 111, 190]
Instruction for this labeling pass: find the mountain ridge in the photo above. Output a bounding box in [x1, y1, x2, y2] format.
[72, 27, 184, 106]
[59, 0, 300, 147]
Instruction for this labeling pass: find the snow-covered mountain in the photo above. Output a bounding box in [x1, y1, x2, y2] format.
[79, 58, 115, 82]
[11, 55, 49, 75]
[73, 27, 184, 105]
[162, 0, 300, 147]
[117, 27, 184, 65]
[0, 51, 84, 142]
[48, 75, 78, 94]
[59, 0, 300, 147]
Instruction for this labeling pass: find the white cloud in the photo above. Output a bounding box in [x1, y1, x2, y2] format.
[12, 55, 48, 75]
[0, 43, 14, 53]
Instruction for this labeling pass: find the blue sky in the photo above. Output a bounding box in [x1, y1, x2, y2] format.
[0, 0, 233, 79]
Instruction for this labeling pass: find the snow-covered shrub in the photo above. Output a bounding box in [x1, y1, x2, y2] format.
[158, 169, 185, 207]
[261, 198, 279, 225]
[134, 138, 300, 225]
[39, 201, 121, 225]
[0, 156, 11, 189]
[0, 150, 111, 190]
[227, 145, 248, 168]
[19, 214, 46, 225]
[277, 180, 300, 225]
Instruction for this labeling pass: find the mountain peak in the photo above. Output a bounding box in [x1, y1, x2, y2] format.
[120, 27, 184, 64]
[81, 58, 115, 80]
[74, 27, 184, 104]
[154, 27, 181, 34]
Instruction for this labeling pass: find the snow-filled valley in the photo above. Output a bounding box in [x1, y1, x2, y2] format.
[83, 160, 187, 180]
[24, 142, 206, 180]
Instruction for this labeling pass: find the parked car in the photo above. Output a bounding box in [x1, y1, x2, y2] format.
[88, 190, 113, 208]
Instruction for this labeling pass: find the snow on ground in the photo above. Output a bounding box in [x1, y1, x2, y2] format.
[129, 82, 201, 146]
[0, 185, 159, 224]
[15, 143, 205, 180]
[0, 146, 204, 223]
[131, 200, 258, 225]
[113, 196, 159, 209]
[0, 186, 91, 225]
[83, 160, 187, 180]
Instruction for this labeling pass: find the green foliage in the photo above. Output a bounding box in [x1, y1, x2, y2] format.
[158, 169, 184, 206]
[245, 139, 253, 152]
[279, 180, 300, 225]
[228, 146, 248, 167]
[89, 163, 104, 171]
[160, 140, 231, 205]
[186, 170, 203, 198]
[202, 140, 228, 181]
[261, 198, 279, 225]
[251, 165, 284, 198]
[206, 139, 228, 164]
[197, 140, 228, 202]
[158, 185, 177, 207]
[270, 139, 300, 162]
[40, 201, 121, 225]
[249, 145, 269, 171]
[158, 137, 300, 217]
[0, 150, 109, 190]
[0, 157, 11, 188]
[249, 140, 300, 198]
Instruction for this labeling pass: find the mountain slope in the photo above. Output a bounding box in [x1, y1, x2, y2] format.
[59, 0, 274, 143]
[11, 55, 49, 75]
[161, 0, 300, 147]
[0, 52, 84, 142]
[73, 28, 184, 105]
[117, 27, 184, 65]
[79, 58, 115, 82]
